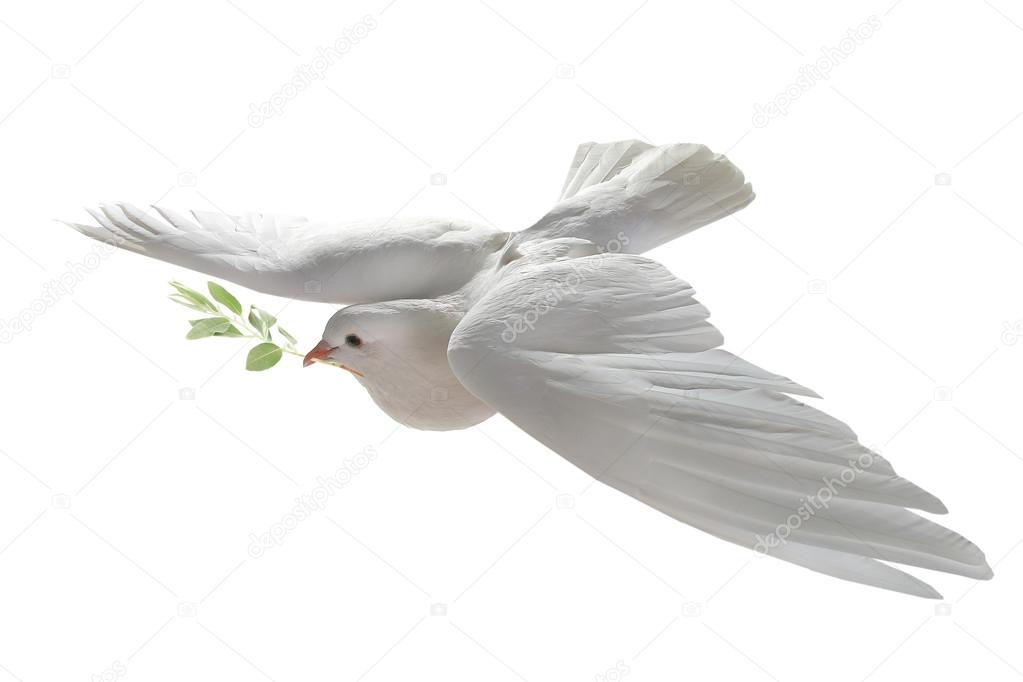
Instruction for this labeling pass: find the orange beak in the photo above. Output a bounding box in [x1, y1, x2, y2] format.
[303, 340, 335, 367]
[302, 340, 365, 377]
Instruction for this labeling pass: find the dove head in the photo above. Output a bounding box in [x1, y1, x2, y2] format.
[304, 299, 495, 431]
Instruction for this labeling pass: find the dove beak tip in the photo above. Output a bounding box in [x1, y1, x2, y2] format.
[303, 340, 335, 367]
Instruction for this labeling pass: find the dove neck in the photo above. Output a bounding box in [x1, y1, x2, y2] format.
[348, 299, 495, 431]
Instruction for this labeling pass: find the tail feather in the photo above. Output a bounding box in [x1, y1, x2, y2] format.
[527, 140, 754, 254]
[527, 141, 752, 255]
[559, 139, 654, 199]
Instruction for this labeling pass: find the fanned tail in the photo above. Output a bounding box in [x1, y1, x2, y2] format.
[526, 140, 754, 254]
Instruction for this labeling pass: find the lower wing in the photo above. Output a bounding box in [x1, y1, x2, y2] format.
[448, 253, 991, 598]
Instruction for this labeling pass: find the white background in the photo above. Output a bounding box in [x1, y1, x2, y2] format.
[1, 0, 1022, 680]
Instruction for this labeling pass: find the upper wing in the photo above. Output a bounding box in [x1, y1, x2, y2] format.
[518, 141, 754, 255]
[64, 203, 506, 304]
[448, 253, 991, 598]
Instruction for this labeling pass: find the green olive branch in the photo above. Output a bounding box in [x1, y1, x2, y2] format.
[168, 280, 303, 371]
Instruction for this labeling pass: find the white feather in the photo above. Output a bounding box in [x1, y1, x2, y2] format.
[62, 140, 989, 597]
[448, 253, 991, 598]
[526, 140, 754, 254]
[66, 202, 506, 304]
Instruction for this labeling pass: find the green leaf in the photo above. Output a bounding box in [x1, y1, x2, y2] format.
[277, 326, 298, 346]
[169, 294, 208, 312]
[171, 281, 218, 313]
[254, 306, 277, 328]
[187, 317, 232, 340]
[248, 305, 277, 339]
[248, 306, 268, 338]
[215, 324, 244, 337]
[207, 281, 242, 315]
[246, 342, 282, 371]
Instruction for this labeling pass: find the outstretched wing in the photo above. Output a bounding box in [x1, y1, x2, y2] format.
[448, 253, 991, 598]
[518, 141, 754, 255]
[64, 203, 506, 304]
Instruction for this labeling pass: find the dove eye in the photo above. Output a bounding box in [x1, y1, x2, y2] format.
[345, 334, 362, 348]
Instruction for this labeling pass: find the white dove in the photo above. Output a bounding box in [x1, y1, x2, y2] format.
[65, 140, 991, 598]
